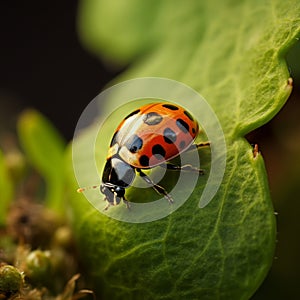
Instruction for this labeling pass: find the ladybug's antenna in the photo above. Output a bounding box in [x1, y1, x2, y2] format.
[77, 185, 99, 193]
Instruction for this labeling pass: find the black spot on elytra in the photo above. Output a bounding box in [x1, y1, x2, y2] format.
[163, 128, 177, 144]
[192, 127, 196, 134]
[110, 130, 119, 146]
[184, 110, 194, 121]
[124, 109, 140, 119]
[139, 155, 149, 167]
[162, 104, 179, 110]
[152, 144, 166, 159]
[143, 112, 163, 125]
[176, 118, 189, 133]
[125, 134, 143, 153]
[179, 140, 186, 149]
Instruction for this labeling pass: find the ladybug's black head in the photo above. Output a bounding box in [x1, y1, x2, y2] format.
[100, 183, 125, 207]
[100, 157, 135, 209]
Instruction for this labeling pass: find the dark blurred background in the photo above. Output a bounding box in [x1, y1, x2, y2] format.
[0, 0, 118, 141]
[0, 1, 299, 299]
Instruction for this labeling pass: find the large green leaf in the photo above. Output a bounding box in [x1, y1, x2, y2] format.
[68, 0, 300, 299]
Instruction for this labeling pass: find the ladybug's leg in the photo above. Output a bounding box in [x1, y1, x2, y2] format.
[164, 162, 204, 175]
[166, 141, 209, 174]
[195, 141, 210, 149]
[123, 197, 131, 209]
[104, 201, 111, 211]
[103, 193, 117, 211]
[136, 169, 174, 204]
[185, 141, 210, 153]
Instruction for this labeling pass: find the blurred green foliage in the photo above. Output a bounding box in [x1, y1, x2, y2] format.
[0, 109, 66, 226]
[17, 110, 66, 213]
[0, 150, 13, 226]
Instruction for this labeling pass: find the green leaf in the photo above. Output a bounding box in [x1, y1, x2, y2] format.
[69, 0, 300, 299]
[17, 110, 66, 213]
[0, 149, 13, 226]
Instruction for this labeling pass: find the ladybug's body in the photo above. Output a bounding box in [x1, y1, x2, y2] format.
[100, 102, 206, 209]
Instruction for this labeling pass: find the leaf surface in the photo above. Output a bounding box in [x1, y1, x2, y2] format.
[69, 0, 300, 299]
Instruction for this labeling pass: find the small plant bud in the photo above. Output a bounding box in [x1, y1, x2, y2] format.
[0, 264, 23, 296]
[24, 250, 52, 286]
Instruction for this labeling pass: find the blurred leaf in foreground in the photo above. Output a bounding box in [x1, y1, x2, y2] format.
[17, 110, 66, 214]
[0, 149, 13, 226]
[66, 0, 300, 299]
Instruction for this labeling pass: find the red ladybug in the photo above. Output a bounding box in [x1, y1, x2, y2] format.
[78, 102, 209, 210]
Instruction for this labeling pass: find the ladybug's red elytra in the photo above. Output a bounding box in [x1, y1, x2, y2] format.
[78, 102, 210, 210]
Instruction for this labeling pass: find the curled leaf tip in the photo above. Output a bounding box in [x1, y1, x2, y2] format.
[287, 77, 293, 88]
[253, 144, 260, 159]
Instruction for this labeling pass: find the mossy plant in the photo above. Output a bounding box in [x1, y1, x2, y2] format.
[0, 110, 88, 298]
[0, 264, 23, 297]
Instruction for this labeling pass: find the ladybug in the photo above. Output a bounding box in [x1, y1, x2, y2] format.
[78, 102, 209, 210]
